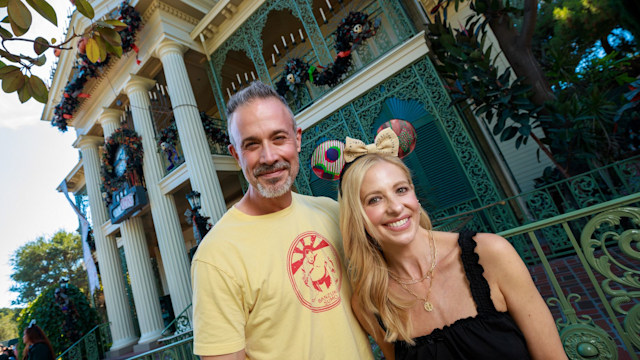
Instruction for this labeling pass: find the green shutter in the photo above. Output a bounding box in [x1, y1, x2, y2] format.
[309, 172, 339, 200]
[374, 97, 475, 212]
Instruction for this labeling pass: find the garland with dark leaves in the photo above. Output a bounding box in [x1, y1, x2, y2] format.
[275, 11, 380, 97]
[52, 1, 142, 132]
[100, 127, 144, 207]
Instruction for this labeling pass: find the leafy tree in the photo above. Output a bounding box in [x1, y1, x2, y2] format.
[10, 230, 88, 305]
[16, 284, 99, 356]
[0, 0, 130, 103]
[429, 0, 639, 178]
[0, 307, 21, 341]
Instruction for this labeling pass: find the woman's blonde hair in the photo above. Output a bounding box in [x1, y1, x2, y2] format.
[338, 154, 431, 344]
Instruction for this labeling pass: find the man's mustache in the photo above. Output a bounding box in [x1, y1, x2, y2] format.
[253, 161, 291, 176]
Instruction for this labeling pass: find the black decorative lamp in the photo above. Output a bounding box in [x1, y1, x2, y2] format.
[185, 191, 212, 260]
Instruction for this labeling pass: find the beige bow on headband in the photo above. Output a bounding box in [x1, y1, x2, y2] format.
[344, 128, 399, 163]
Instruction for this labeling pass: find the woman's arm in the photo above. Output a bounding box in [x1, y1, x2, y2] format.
[351, 295, 395, 360]
[476, 233, 567, 360]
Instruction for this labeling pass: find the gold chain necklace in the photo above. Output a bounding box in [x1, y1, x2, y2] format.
[392, 230, 437, 312]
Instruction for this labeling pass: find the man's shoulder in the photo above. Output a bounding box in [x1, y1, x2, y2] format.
[294, 193, 338, 213]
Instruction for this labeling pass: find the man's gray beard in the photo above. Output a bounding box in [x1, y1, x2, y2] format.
[251, 160, 298, 198]
[256, 174, 294, 198]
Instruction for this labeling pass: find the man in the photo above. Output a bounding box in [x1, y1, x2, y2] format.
[191, 82, 373, 359]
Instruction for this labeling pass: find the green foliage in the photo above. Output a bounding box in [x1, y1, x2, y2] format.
[0, 0, 127, 103]
[10, 230, 89, 305]
[540, 53, 640, 174]
[16, 284, 99, 356]
[0, 307, 21, 341]
[534, 0, 638, 88]
[426, 18, 542, 151]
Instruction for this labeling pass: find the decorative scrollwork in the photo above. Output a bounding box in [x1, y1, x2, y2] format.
[547, 294, 619, 359]
[560, 323, 618, 360]
[570, 175, 605, 208]
[580, 207, 640, 353]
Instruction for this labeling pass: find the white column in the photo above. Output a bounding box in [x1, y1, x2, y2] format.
[155, 39, 227, 223]
[99, 108, 123, 138]
[119, 216, 164, 345]
[74, 135, 138, 351]
[124, 75, 192, 320]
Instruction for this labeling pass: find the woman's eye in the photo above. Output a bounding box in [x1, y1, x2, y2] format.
[367, 197, 381, 205]
[397, 186, 409, 194]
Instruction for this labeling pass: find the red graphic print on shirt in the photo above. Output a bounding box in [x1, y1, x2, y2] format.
[287, 231, 342, 312]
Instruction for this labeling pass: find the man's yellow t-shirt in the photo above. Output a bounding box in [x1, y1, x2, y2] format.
[192, 192, 373, 359]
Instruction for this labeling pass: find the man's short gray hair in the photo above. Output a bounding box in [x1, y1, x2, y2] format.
[226, 81, 295, 146]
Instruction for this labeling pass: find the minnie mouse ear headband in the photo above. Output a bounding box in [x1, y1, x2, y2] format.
[28, 319, 36, 328]
[310, 119, 417, 192]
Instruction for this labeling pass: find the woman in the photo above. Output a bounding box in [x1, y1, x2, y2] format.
[22, 325, 54, 360]
[338, 141, 567, 359]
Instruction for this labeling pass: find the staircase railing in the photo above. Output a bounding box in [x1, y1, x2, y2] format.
[56, 323, 112, 360]
[158, 303, 193, 345]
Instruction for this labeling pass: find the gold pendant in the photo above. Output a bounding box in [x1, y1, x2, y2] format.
[424, 301, 433, 312]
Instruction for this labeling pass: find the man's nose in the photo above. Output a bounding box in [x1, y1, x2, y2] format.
[260, 142, 279, 164]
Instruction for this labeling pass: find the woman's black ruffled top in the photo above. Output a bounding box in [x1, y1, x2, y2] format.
[393, 230, 531, 359]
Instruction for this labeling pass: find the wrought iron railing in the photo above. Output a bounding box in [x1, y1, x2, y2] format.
[432, 155, 640, 260]
[129, 193, 640, 359]
[128, 336, 197, 360]
[158, 303, 193, 345]
[56, 323, 112, 360]
[498, 192, 640, 359]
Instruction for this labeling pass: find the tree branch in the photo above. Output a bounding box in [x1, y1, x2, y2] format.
[518, 0, 539, 48]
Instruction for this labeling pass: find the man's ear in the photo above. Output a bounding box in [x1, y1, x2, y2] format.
[295, 127, 302, 152]
[229, 144, 240, 163]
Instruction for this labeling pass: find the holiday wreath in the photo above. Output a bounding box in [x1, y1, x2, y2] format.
[100, 127, 144, 207]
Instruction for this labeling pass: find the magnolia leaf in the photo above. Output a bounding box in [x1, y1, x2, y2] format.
[86, 37, 100, 63]
[0, 26, 12, 39]
[7, 0, 32, 32]
[97, 27, 121, 47]
[2, 69, 25, 93]
[104, 40, 122, 58]
[31, 54, 45, 66]
[0, 64, 19, 79]
[95, 20, 114, 29]
[0, 60, 4, 69]
[103, 19, 127, 31]
[74, 0, 94, 20]
[95, 34, 107, 62]
[500, 126, 518, 141]
[28, 74, 47, 102]
[33, 36, 49, 55]
[25, 0, 56, 26]
[17, 76, 31, 102]
[9, 18, 29, 36]
[0, 1, 7, 7]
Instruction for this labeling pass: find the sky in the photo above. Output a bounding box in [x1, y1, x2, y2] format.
[0, 3, 79, 308]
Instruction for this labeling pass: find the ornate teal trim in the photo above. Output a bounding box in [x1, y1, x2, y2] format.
[296, 55, 518, 233]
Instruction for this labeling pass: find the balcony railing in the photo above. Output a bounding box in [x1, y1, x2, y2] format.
[498, 192, 640, 359]
[432, 155, 640, 262]
[130, 192, 640, 360]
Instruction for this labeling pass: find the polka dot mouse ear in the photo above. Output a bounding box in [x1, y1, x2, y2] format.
[376, 119, 417, 158]
[311, 139, 346, 181]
